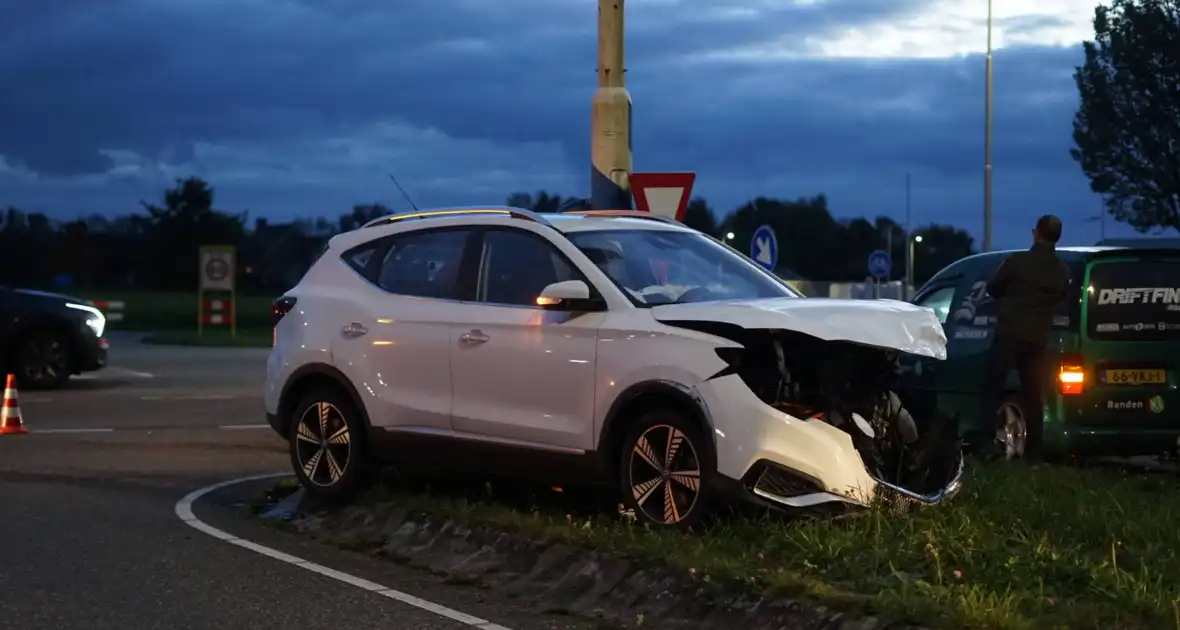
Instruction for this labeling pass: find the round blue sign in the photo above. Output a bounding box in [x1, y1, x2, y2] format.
[750, 225, 778, 272]
[868, 249, 892, 279]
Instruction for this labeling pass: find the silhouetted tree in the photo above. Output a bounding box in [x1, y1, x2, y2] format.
[505, 191, 582, 212]
[139, 176, 247, 290]
[1072, 0, 1180, 232]
[682, 197, 718, 236]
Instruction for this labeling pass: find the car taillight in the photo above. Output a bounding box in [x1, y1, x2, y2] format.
[272, 296, 297, 327]
[1058, 353, 1086, 395]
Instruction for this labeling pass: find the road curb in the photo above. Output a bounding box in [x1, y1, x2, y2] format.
[258, 495, 934, 630]
[176, 473, 515, 630]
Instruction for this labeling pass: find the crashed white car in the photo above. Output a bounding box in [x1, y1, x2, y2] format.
[265, 206, 963, 527]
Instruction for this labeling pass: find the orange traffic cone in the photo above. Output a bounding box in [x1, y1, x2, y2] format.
[1, 374, 28, 435]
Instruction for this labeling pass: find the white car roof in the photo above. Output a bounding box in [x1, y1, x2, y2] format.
[325, 207, 696, 252]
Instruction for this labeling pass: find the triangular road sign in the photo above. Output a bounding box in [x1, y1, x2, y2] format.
[630, 172, 696, 222]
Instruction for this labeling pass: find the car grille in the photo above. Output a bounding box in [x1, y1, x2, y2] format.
[752, 465, 821, 498]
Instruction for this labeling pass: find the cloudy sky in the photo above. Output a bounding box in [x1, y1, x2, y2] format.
[0, 0, 1135, 249]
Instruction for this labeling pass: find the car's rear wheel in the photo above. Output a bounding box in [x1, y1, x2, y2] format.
[996, 394, 1027, 460]
[12, 329, 72, 391]
[618, 409, 714, 530]
[288, 388, 371, 501]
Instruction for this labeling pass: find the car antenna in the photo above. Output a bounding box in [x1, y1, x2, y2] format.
[388, 173, 419, 212]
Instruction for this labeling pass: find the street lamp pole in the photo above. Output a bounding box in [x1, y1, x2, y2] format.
[983, 0, 994, 252]
[908, 235, 923, 288]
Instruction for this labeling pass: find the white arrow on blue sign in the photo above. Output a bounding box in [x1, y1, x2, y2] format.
[750, 225, 778, 272]
[868, 249, 892, 279]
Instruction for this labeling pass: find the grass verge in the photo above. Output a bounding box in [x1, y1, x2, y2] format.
[263, 461, 1180, 630]
[141, 329, 272, 347]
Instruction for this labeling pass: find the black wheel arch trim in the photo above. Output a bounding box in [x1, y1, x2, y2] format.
[597, 379, 717, 455]
[3, 313, 86, 370]
[279, 363, 373, 433]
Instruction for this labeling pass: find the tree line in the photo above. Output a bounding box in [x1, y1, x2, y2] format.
[506, 191, 975, 282]
[0, 178, 977, 295]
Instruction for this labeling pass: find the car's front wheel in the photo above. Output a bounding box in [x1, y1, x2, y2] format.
[12, 329, 72, 390]
[996, 394, 1028, 460]
[288, 388, 371, 501]
[618, 409, 715, 530]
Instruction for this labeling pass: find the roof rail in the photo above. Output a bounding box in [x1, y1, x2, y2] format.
[561, 209, 685, 227]
[361, 206, 553, 229]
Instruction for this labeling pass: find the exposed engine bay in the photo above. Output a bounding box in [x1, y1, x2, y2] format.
[679, 322, 963, 501]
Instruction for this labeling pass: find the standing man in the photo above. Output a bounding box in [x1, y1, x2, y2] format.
[972, 215, 1071, 460]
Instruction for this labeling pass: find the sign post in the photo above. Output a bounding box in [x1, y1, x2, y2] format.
[750, 225, 778, 272]
[198, 245, 236, 339]
[867, 249, 891, 299]
[629, 172, 696, 221]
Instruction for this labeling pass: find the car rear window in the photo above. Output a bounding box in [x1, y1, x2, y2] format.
[1086, 259, 1180, 340]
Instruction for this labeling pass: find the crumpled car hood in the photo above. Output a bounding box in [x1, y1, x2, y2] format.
[650, 297, 948, 360]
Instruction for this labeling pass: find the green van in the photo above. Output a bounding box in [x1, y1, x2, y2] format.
[901, 246, 1180, 459]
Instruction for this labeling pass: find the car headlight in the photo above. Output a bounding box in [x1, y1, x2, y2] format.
[66, 302, 106, 338]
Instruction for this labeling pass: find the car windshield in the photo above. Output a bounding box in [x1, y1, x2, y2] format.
[566, 229, 800, 306]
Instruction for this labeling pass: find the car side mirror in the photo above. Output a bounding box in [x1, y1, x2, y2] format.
[536, 280, 593, 310]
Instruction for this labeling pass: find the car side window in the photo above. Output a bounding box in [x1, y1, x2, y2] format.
[949, 258, 1005, 329]
[476, 229, 579, 307]
[375, 229, 470, 299]
[341, 244, 378, 275]
[915, 285, 956, 324]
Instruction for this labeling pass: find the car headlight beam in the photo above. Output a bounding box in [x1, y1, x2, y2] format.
[66, 302, 106, 338]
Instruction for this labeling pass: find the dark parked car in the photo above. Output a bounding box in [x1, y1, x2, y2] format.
[0, 288, 108, 390]
[901, 246, 1180, 459]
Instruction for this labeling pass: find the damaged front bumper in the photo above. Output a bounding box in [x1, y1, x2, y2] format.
[744, 455, 965, 511]
[699, 375, 965, 512]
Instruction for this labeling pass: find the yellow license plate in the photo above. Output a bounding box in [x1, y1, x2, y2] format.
[1104, 369, 1167, 385]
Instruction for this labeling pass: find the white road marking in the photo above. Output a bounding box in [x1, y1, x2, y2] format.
[175, 394, 236, 401]
[176, 473, 514, 630]
[109, 367, 155, 379]
[33, 428, 116, 434]
[27, 425, 269, 434]
[74, 367, 155, 381]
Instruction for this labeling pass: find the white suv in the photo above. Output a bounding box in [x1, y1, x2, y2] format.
[265, 207, 963, 527]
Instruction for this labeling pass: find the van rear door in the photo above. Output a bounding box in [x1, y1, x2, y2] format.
[1076, 253, 1180, 431]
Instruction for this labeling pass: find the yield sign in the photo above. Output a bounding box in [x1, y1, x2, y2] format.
[630, 172, 696, 222]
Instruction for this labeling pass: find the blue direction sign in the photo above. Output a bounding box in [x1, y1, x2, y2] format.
[868, 249, 892, 279]
[750, 225, 778, 272]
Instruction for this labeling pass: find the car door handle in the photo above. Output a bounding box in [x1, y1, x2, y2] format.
[341, 322, 368, 338]
[459, 329, 489, 345]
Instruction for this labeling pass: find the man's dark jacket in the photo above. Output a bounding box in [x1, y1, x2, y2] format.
[986, 242, 1071, 347]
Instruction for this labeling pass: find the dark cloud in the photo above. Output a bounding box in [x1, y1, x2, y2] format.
[0, 0, 1107, 247]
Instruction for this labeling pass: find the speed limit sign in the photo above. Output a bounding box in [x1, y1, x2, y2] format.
[199, 245, 235, 292]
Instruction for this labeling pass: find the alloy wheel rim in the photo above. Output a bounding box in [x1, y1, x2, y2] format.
[996, 402, 1026, 459]
[628, 425, 701, 524]
[22, 338, 65, 383]
[294, 402, 352, 486]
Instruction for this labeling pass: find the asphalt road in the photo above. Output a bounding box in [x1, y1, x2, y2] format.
[0, 332, 590, 630]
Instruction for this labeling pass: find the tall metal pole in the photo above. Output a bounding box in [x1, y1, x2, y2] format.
[590, 0, 633, 210]
[983, 0, 994, 252]
[907, 237, 916, 289]
[904, 171, 912, 287]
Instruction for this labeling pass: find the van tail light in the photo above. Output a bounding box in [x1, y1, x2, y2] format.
[1058, 353, 1086, 395]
